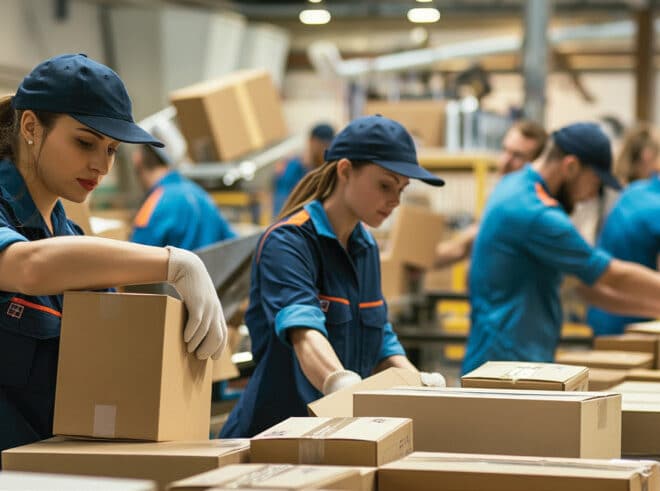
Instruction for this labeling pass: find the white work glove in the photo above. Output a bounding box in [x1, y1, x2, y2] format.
[420, 371, 447, 387]
[322, 369, 362, 395]
[165, 246, 227, 360]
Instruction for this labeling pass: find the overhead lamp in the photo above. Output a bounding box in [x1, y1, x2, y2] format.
[308, 0, 323, 3]
[407, 7, 441, 23]
[299, 8, 331, 25]
[415, 0, 434, 2]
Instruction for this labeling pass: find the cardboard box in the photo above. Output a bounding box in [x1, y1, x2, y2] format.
[1, 437, 249, 491]
[626, 321, 660, 335]
[611, 382, 660, 456]
[308, 368, 421, 417]
[0, 472, 156, 491]
[461, 361, 589, 391]
[627, 369, 660, 382]
[354, 387, 621, 458]
[382, 205, 445, 270]
[212, 347, 239, 382]
[555, 350, 654, 370]
[595, 333, 660, 369]
[378, 452, 660, 491]
[170, 70, 287, 162]
[590, 368, 629, 391]
[250, 417, 412, 467]
[54, 292, 213, 441]
[379, 253, 408, 301]
[364, 100, 446, 147]
[167, 464, 362, 491]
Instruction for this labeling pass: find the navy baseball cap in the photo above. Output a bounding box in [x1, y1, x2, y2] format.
[12, 53, 163, 147]
[552, 122, 620, 190]
[324, 115, 444, 186]
[310, 123, 335, 142]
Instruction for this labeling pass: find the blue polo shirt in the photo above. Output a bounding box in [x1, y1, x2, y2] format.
[131, 171, 236, 250]
[587, 175, 660, 335]
[463, 165, 612, 374]
[220, 200, 405, 437]
[272, 157, 307, 216]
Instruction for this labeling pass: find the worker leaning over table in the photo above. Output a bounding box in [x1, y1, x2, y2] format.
[0, 54, 227, 459]
[220, 115, 447, 438]
[463, 122, 660, 374]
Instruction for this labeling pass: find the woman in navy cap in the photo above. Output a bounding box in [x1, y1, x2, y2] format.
[221, 114, 447, 438]
[0, 54, 226, 456]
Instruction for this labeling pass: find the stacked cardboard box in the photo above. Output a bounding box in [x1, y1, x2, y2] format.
[171, 70, 287, 162]
[0, 471, 157, 491]
[378, 452, 660, 491]
[363, 100, 446, 147]
[626, 321, 660, 336]
[626, 369, 660, 382]
[589, 368, 629, 390]
[461, 361, 589, 391]
[353, 387, 621, 458]
[595, 333, 660, 368]
[555, 350, 654, 370]
[250, 417, 412, 467]
[611, 381, 660, 456]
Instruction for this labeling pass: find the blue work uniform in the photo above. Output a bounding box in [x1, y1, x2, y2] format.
[0, 159, 106, 458]
[220, 200, 406, 437]
[272, 157, 307, 216]
[463, 165, 612, 374]
[131, 170, 236, 249]
[587, 175, 660, 335]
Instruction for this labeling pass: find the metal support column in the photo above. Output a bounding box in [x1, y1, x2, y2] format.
[522, 0, 552, 124]
[635, 5, 655, 122]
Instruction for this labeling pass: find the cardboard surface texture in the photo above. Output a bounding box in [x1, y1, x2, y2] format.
[461, 361, 589, 391]
[1, 437, 249, 491]
[308, 368, 421, 417]
[626, 321, 660, 336]
[353, 387, 621, 458]
[595, 334, 660, 369]
[170, 70, 287, 162]
[627, 369, 660, 382]
[589, 368, 629, 391]
[0, 471, 156, 491]
[250, 417, 412, 467]
[555, 350, 654, 370]
[363, 100, 446, 147]
[53, 292, 213, 441]
[611, 382, 660, 456]
[378, 452, 660, 491]
[167, 464, 362, 491]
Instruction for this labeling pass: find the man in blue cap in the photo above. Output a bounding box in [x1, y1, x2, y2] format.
[130, 144, 237, 250]
[463, 122, 660, 373]
[272, 122, 335, 217]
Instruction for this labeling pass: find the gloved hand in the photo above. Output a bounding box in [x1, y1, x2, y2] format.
[420, 371, 447, 387]
[166, 246, 227, 360]
[322, 369, 362, 395]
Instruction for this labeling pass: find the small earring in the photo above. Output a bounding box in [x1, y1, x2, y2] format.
[27, 140, 33, 145]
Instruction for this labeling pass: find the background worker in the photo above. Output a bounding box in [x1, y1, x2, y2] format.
[131, 144, 236, 249]
[434, 119, 547, 268]
[272, 122, 335, 216]
[220, 115, 446, 438]
[463, 122, 660, 373]
[0, 54, 226, 458]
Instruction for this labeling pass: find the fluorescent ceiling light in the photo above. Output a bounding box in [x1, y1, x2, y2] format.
[416, 0, 434, 2]
[308, 0, 323, 3]
[300, 8, 331, 25]
[407, 7, 441, 23]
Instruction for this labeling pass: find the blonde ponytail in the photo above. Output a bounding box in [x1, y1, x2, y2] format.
[277, 161, 339, 220]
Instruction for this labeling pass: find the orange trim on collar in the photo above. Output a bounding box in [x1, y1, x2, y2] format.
[535, 182, 559, 207]
[256, 210, 311, 263]
[134, 187, 165, 227]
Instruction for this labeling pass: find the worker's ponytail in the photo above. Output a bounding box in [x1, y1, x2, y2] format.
[0, 95, 18, 161]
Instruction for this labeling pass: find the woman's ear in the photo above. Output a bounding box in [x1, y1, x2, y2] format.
[19, 110, 39, 146]
[336, 158, 352, 183]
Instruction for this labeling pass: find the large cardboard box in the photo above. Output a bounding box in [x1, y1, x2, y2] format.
[53, 292, 213, 441]
[170, 70, 287, 162]
[611, 382, 660, 456]
[461, 361, 589, 391]
[379, 253, 408, 301]
[364, 100, 446, 147]
[308, 368, 421, 417]
[0, 472, 156, 491]
[354, 387, 621, 458]
[378, 452, 660, 491]
[556, 350, 654, 370]
[595, 333, 660, 369]
[590, 368, 629, 390]
[382, 205, 445, 270]
[1, 437, 249, 491]
[167, 464, 362, 491]
[250, 417, 412, 467]
[627, 369, 660, 382]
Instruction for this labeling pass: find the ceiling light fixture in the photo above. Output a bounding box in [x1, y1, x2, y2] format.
[407, 7, 441, 23]
[299, 8, 331, 25]
[308, 0, 323, 3]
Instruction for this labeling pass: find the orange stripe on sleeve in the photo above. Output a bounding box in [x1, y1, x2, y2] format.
[10, 297, 62, 318]
[256, 210, 311, 263]
[535, 183, 559, 207]
[359, 299, 384, 309]
[134, 187, 165, 228]
[318, 294, 350, 305]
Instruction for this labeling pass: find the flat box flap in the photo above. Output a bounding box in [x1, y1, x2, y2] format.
[462, 362, 587, 384]
[252, 417, 410, 442]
